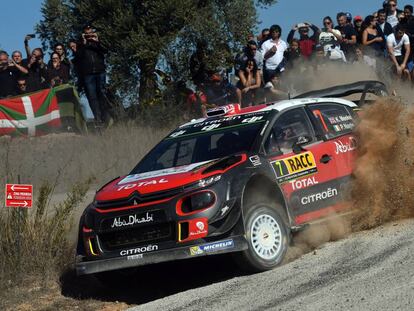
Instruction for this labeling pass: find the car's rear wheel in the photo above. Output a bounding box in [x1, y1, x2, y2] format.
[234, 203, 290, 272]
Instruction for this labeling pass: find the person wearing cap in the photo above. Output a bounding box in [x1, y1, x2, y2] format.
[335, 12, 357, 57]
[287, 22, 320, 60]
[353, 16, 364, 44]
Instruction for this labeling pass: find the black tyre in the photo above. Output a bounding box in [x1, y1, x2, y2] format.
[234, 203, 290, 272]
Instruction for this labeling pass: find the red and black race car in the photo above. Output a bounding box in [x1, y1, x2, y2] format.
[75, 81, 386, 276]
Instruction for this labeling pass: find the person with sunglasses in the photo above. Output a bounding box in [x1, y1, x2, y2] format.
[385, 0, 402, 28]
[287, 22, 320, 60]
[319, 16, 346, 62]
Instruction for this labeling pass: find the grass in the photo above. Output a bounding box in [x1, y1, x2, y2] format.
[0, 123, 170, 310]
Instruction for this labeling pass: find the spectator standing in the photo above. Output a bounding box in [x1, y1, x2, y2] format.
[258, 28, 270, 50]
[378, 9, 394, 37]
[404, 5, 414, 22]
[47, 52, 70, 87]
[10, 50, 28, 79]
[319, 16, 346, 62]
[50, 43, 71, 70]
[284, 38, 302, 69]
[387, 25, 411, 80]
[26, 48, 48, 92]
[16, 78, 28, 95]
[0, 51, 18, 98]
[236, 59, 262, 107]
[234, 40, 263, 76]
[261, 24, 288, 83]
[362, 15, 384, 57]
[335, 12, 357, 57]
[78, 25, 108, 123]
[353, 16, 364, 44]
[386, 0, 402, 28]
[287, 22, 320, 60]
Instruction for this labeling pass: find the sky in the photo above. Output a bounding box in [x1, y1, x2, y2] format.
[0, 0, 399, 56]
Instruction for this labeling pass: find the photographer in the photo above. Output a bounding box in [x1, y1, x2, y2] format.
[47, 52, 69, 87]
[0, 51, 18, 98]
[78, 25, 108, 123]
[26, 48, 49, 92]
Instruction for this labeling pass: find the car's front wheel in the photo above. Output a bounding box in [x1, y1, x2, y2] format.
[234, 203, 290, 272]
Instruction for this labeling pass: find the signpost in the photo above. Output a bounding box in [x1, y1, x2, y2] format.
[5, 184, 33, 208]
[4, 180, 33, 278]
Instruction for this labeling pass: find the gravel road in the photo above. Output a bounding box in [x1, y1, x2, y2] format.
[129, 219, 414, 311]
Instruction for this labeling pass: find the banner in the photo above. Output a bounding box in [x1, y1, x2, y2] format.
[0, 85, 86, 137]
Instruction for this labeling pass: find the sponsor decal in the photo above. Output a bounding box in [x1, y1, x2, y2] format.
[120, 244, 158, 256]
[334, 137, 357, 154]
[111, 212, 154, 229]
[127, 254, 143, 260]
[249, 155, 262, 166]
[189, 239, 234, 256]
[301, 188, 338, 205]
[272, 151, 318, 183]
[188, 218, 208, 239]
[117, 178, 168, 191]
[118, 161, 212, 185]
[220, 205, 230, 216]
[242, 116, 264, 124]
[180, 218, 208, 242]
[169, 130, 186, 138]
[290, 176, 319, 191]
[328, 114, 353, 124]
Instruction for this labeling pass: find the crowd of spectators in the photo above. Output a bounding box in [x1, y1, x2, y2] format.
[0, 25, 108, 124]
[2, 1, 414, 121]
[189, 0, 414, 113]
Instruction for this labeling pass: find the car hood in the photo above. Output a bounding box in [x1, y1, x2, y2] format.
[95, 155, 247, 202]
[95, 160, 217, 202]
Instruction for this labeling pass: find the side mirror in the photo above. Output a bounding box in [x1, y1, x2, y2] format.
[292, 135, 311, 154]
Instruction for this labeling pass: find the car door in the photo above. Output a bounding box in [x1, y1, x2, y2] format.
[264, 107, 343, 225]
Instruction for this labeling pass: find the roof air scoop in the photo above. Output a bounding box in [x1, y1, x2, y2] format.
[206, 104, 241, 117]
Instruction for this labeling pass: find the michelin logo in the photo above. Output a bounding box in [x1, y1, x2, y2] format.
[190, 239, 234, 256]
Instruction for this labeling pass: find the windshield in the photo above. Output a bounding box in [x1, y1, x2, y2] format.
[132, 111, 271, 174]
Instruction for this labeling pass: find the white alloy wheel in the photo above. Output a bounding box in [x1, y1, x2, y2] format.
[250, 214, 282, 260]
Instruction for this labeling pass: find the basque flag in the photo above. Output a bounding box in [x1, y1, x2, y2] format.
[0, 88, 61, 136]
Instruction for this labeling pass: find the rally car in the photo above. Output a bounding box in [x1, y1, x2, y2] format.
[75, 81, 386, 276]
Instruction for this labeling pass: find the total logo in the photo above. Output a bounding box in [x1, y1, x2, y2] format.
[117, 178, 168, 191]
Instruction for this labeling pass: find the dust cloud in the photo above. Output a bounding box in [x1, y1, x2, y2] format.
[283, 62, 414, 260]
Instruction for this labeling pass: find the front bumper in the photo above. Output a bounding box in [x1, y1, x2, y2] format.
[76, 235, 248, 275]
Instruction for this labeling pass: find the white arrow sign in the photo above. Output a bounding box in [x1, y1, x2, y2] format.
[11, 185, 31, 191]
[9, 201, 28, 207]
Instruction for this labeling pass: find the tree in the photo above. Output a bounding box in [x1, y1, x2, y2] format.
[36, 0, 277, 106]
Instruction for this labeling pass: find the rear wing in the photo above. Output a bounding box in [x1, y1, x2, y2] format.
[293, 81, 388, 105]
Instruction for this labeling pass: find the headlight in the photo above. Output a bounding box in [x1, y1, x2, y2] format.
[178, 191, 216, 215]
[198, 175, 221, 188]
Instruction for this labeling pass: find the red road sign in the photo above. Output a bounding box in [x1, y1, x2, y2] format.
[5, 184, 33, 208]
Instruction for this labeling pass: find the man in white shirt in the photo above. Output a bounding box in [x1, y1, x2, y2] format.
[387, 25, 411, 80]
[261, 24, 288, 83]
[386, 0, 401, 28]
